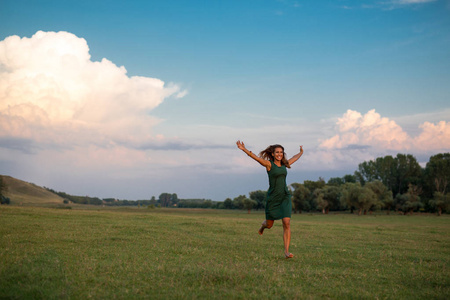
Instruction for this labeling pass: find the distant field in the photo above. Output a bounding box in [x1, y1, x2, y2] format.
[1, 206, 449, 299]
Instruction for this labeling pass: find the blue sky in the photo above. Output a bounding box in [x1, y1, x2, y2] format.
[1, 0, 449, 201]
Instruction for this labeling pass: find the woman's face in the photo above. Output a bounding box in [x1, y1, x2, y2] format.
[273, 147, 284, 162]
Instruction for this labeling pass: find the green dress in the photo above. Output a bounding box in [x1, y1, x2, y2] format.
[265, 161, 292, 220]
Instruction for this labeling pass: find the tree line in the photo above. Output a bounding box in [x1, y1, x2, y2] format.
[226, 152, 449, 216]
[146, 152, 450, 215]
[243, 153, 450, 215]
[2, 153, 449, 215]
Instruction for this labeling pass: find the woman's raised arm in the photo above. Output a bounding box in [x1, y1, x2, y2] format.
[288, 145, 303, 166]
[236, 140, 271, 169]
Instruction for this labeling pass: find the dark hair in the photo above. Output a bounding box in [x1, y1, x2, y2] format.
[259, 144, 291, 168]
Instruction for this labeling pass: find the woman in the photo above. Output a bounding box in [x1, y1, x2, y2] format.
[236, 140, 303, 259]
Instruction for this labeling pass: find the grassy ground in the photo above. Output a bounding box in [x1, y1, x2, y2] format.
[1, 206, 449, 299]
[0, 175, 63, 205]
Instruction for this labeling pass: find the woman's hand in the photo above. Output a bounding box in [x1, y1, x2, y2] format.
[236, 140, 246, 151]
[288, 145, 304, 166]
[237, 140, 271, 170]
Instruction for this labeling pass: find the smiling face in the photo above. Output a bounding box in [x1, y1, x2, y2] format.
[273, 147, 284, 162]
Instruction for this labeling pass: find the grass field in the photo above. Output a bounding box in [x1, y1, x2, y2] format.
[1, 206, 449, 299]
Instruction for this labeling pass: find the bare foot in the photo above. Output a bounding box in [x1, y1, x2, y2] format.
[258, 225, 265, 235]
[285, 252, 294, 259]
[258, 221, 267, 235]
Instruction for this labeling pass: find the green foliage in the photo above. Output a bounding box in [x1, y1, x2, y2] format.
[0, 176, 5, 198]
[0, 176, 8, 204]
[177, 199, 213, 208]
[328, 174, 356, 186]
[365, 181, 393, 213]
[303, 178, 326, 194]
[430, 192, 450, 216]
[158, 193, 178, 207]
[343, 174, 357, 183]
[424, 153, 450, 196]
[47, 189, 103, 205]
[1, 195, 10, 205]
[290, 179, 326, 213]
[313, 185, 341, 214]
[249, 190, 266, 210]
[341, 183, 378, 215]
[291, 183, 310, 213]
[394, 184, 423, 214]
[355, 154, 421, 195]
[327, 177, 344, 186]
[232, 195, 246, 209]
[242, 198, 257, 213]
[223, 198, 233, 209]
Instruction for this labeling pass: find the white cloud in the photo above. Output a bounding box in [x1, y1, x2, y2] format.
[395, 0, 436, 4]
[319, 109, 410, 150]
[0, 31, 186, 153]
[414, 121, 450, 151]
[384, 0, 438, 10]
[309, 109, 450, 172]
[355, 0, 437, 10]
[319, 109, 450, 153]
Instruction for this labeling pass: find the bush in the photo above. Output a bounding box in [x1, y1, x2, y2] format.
[1, 195, 10, 205]
[55, 205, 72, 209]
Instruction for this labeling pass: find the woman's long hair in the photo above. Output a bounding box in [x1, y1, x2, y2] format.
[259, 144, 291, 168]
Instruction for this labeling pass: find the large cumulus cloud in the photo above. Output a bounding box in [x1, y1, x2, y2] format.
[0, 31, 186, 153]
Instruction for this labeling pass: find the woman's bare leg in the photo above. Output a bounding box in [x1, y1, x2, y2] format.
[282, 217, 293, 258]
[258, 219, 274, 235]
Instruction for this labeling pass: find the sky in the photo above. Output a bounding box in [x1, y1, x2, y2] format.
[1, 0, 449, 201]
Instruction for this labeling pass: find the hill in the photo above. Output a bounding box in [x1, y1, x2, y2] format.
[0, 175, 64, 205]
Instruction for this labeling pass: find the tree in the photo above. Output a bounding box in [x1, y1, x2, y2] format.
[365, 181, 393, 214]
[303, 179, 326, 194]
[341, 183, 378, 215]
[394, 184, 423, 215]
[158, 193, 178, 207]
[430, 192, 450, 216]
[327, 177, 344, 186]
[357, 187, 378, 215]
[355, 161, 377, 185]
[343, 174, 357, 183]
[324, 186, 341, 212]
[232, 195, 246, 209]
[424, 153, 450, 196]
[355, 154, 422, 195]
[314, 186, 341, 214]
[340, 183, 359, 214]
[223, 198, 233, 209]
[291, 183, 310, 213]
[301, 178, 325, 212]
[313, 188, 326, 214]
[375, 156, 396, 192]
[393, 154, 422, 195]
[249, 190, 267, 210]
[242, 198, 258, 214]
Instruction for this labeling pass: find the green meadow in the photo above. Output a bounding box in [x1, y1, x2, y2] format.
[1, 206, 449, 299]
